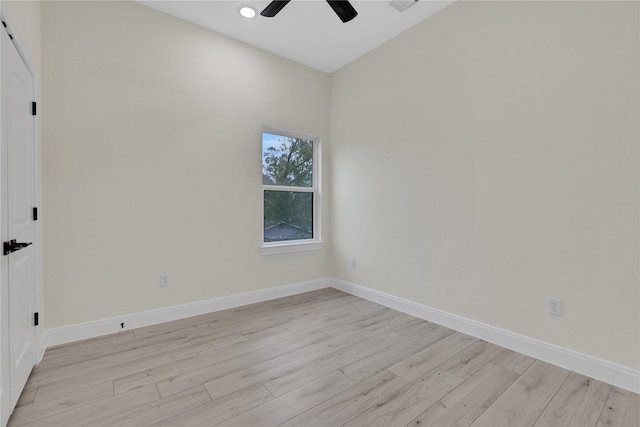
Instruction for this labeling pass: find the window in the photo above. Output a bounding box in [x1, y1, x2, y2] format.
[262, 129, 322, 254]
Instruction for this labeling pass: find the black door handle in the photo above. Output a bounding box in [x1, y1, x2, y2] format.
[3, 239, 32, 256]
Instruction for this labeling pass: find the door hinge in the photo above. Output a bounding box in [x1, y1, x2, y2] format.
[32, 101, 36, 116]
[33, 207, 38, 221]
[34, 312, 39, 326]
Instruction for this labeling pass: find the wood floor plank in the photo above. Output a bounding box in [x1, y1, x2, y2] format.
[154, 330, 331, 398]
[36, 332, 137, 371]
[130, 317, 210, 337]
[8, 382, 113, 427]
[388, 332, 477, 382]
[152, 383, 274, 427]
[113, 328, 298, 395]
[178, 289, 339, 330]
[187, 330, 248, 348]
[470, 360, 571, 427]
[321, 307, 397, 337]
[202, 293, 364, 341]
[130, 321, 214, 342]
[621, 392, 640, 427]
[280, 370, 408, 427]
[189, 290, 343, 337]
[342, 368, 465, 426]
[287, 300, 383, 336]
[237, 291, 356, 326]
[18, 385, 159, 427]
[43, 331, 136, 358]
[216, 371, 355, 427]
[596, 387, 633, 427]
[202, 331, 365, 400]
[237, 295, 365, 340]
[14, 387, 37, 408]
[534, 372, 612, 427]
[147, 289, 344, 336]
[414, 363, 518, 427]
[393, 318, 435, 337]
[186, 327, 252, 347]
[33, 338, 201, 403]
[29, 337, 192, 388]
[87, 386, 211, 427]
[262, 330, 403, 397]
[341, 323, 455, 383]
[35, 325, 259, 402]
[491, 348, 536, 374]
[405, 362, 516, 426]
[439, 339, 504, 379]
[350, 311, 417, 338]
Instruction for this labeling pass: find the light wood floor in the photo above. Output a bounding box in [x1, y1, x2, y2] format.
[8, 288, 639, 427]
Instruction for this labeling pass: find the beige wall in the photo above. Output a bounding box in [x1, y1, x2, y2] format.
[2, 1, 41, 73]
[41, 1, 331, 328]
[330, 1, 639, 369]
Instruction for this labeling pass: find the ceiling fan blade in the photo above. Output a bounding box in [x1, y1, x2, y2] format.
[326, 1, 358, 23]
[260, 0, 291, 17]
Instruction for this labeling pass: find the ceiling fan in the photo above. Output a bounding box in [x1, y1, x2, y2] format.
[260, 0, 358, 23]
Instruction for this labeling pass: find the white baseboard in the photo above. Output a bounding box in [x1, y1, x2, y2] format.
[330, 278, 640, 394]
[43, 278, 330, 349]
[41, 276, 639, 394]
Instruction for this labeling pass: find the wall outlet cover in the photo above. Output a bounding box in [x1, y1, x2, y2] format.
[548, 297, 563, 316]
[160, 273, 170, 287]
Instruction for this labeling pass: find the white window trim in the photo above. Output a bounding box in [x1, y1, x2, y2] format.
[261, 240, 324, 255]
[261, 127, 322, 255]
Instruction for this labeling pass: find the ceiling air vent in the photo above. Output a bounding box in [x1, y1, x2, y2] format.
[388, 0, 419, 13]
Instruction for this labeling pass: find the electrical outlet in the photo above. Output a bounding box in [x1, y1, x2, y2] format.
[547, 297, 563, 316]
[160, 273, 170, 287]
[349, 258, 356, 269]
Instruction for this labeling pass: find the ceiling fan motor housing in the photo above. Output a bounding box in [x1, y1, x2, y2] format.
[261, 0, 358, 23]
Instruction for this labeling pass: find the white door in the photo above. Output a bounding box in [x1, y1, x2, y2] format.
[0, 21, 37, 419]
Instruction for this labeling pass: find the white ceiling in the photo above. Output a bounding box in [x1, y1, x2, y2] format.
[137, 0, 454, 73]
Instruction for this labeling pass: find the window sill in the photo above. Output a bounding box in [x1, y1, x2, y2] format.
[261, 241, 324, 255]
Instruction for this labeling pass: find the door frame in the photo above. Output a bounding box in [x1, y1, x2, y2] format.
[0, 4, 42, 426]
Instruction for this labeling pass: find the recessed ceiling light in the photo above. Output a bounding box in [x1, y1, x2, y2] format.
[240, 7, 256, 18]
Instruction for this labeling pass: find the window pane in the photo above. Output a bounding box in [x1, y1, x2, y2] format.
[264, 191, 313, 242]
[262, 133, 313, 187]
